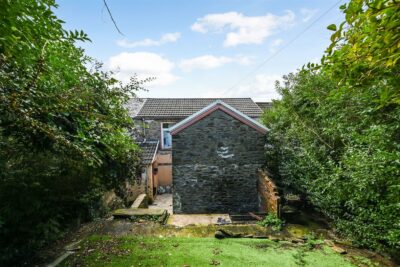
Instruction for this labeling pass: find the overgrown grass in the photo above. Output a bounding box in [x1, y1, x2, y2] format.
[62, 236, 357, 267]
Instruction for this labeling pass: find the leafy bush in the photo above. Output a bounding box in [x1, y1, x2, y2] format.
[0, 0, 144, 265]
[263, 0, 400, 252]
[263, 69, 400, 251]
[257, 214, 284, 231]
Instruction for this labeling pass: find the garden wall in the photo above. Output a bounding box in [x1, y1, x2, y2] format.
[258, 169, 280, 217]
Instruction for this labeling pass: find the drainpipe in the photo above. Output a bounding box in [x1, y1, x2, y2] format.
[143, 167, 148, 196]
[142, 118, 146, 139]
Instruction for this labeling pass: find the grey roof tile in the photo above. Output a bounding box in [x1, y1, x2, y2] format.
[125, 98, 147, 117]
[133, 98, 262, 119]
[255, 102, 273, 110]
[139, 140, 158, 165]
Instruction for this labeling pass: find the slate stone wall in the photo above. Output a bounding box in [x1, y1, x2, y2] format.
[145, 120, 162, 141]
[133, 119, 178, 144]
[172, 110, 266, 214]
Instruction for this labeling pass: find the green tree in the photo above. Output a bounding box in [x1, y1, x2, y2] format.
[263, 0, 400, 252]
[0, 0, 143, 264]
[323, 0, 400, 107]
[264, 70, 400, 250]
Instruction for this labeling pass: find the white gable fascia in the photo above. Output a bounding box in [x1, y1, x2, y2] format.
[169, 100, 269, 134]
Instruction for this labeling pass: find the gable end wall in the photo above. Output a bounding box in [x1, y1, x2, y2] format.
[172, 109, 265, 214]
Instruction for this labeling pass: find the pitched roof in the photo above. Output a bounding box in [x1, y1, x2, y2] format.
[139, 140, 159, 165]
[255, 102, 273, 110]
[170, 100, 268, 135]
[125, 98, 147, 117]
[133, 98, 262, 119]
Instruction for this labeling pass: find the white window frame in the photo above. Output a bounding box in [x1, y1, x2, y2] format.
[161, 122, 172, 149]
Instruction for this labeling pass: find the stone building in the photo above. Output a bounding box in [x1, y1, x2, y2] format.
[126, 98, 273, 213]
[169, 101, 268, 213]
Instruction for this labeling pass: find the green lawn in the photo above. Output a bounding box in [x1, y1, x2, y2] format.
[63, 236, 358, 267]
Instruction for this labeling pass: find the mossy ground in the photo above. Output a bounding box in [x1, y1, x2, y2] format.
[61, 236, 360, 267]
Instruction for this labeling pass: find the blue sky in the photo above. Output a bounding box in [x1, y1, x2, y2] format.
[55, 0, 345, 101]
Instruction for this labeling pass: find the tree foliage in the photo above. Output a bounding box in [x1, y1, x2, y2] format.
[263, 0, 400, 252]
[323, 0, 400, 106]
[0, 0, 143, 264]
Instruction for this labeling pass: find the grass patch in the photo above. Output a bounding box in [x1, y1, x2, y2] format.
[62, 236, 356, 267]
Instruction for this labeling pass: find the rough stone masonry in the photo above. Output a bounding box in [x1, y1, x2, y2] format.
[172, 110, 266, 214]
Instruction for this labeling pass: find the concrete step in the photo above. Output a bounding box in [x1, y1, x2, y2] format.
[229, 212, 267, 224]
[112, 208, 168, 224]
[130, 194, 148, 209]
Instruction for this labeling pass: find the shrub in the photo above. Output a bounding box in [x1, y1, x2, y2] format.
[0, 0, 144, 265]
[262, 0, 400, 252]
[258, 214, 284, 231]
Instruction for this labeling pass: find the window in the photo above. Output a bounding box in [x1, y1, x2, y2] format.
[161, 123, 172, 149]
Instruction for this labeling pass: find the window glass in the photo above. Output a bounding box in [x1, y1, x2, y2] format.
[162, 123, 172, 149]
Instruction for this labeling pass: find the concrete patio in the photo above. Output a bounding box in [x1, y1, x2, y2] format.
[148, 193, 233, 227]
[149, 193, 173, 214]
[167, 214, 231, 227]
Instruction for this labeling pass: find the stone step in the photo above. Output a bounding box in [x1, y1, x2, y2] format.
[229, 212, 267, 223]
[113, 208, 168, 224]
[130, 194, 148, 209]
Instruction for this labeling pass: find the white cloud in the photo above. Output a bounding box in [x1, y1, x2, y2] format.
[202, 74, 282, 101]
[160, 32, 181, 42]
[300, 8, 318, 22]
[191, 11, 295, 47]
[108, 52, 178, 86]
[191, 22, 207, 33]
[116, 32, 181, 48]
[269, 38, 284, 53]
[179, 55, 250, 71]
